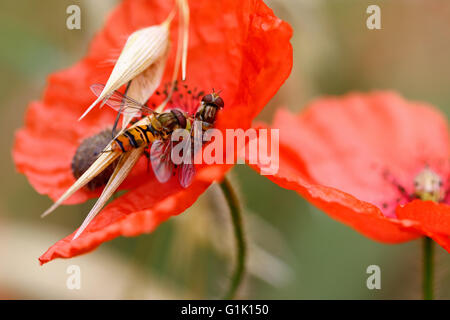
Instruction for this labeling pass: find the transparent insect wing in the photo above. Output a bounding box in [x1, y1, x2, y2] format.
[90, 84, 154, 115]
[177, 131, 196, 188]
[192, 119, 205, 151]
[150, 139, 173, 183]
[179, 163, 195, 188]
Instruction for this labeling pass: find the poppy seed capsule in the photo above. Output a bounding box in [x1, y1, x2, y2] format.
[71, 130, 119, 190]
[413, 167, 444, 202]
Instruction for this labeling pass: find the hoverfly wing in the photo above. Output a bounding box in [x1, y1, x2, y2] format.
[177, 128, 197, 188]
[90, 84, 154, 116]
[179, 163, 195, 188]
[150, 140, 173, 183]
[192, 119, 205, 153]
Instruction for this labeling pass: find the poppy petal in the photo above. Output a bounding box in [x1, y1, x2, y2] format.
[270, 93, 450, 215]
[256, 162, 421, 243]
[396, 200, 450, 236]
[23, 0, 293, 263]
[39, 169, 212, 265]
[251, 91, 450, 243]
[427, 233, 450, 252]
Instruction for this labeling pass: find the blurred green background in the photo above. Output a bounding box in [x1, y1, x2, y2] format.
[1, 0, 449, 299]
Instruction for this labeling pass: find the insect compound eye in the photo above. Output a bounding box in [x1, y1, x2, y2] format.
[214, 96, 224, 109]
[202, 94, 214, 105]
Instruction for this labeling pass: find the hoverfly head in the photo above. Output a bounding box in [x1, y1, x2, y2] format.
[202, 91, 224, 109]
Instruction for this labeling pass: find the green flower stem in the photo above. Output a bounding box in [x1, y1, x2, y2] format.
[219, 176, 246, 300]
[422, 236, 434, 300]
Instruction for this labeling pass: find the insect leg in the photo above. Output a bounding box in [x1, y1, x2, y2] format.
[99, 149, 114, 154]
[143, 146, 151, 174]
[112, 80, 132, 138]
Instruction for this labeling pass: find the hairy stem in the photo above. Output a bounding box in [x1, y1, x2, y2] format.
[219, 176, 246, 300]
[422, 236, 434, 300]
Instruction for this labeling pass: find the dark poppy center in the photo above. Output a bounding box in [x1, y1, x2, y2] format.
[71, 129, 119, 190]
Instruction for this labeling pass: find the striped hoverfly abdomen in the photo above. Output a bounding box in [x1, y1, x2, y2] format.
[111, 109, 191, 153]
[112, 120, 160, 152]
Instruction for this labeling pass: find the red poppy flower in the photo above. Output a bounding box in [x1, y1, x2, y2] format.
[252, 92, 450, 251]
[13, 0, 293, 264]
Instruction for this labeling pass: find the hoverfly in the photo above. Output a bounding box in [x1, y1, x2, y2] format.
[90, 83, 224, 188]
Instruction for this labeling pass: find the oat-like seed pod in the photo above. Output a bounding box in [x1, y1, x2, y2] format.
[73, 147, 145, 239]
[79, 20, 171, 120]
[121, 46, 169, 129]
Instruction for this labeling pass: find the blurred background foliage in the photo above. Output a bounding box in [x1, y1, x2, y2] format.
[1, 0, 449, 299]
